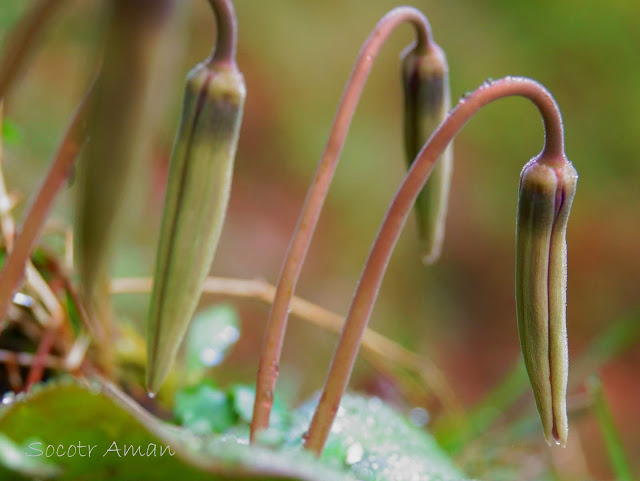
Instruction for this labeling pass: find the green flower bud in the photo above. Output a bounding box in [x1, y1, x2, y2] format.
[515, 154, 577, 446]
[146, 60, 245, 394]
[401, 43, 452, 264]
[75, 0, 176, 335]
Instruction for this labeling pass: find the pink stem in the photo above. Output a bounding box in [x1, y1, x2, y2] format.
[251, 7, 433, 441]
[303, 76, 565, 455]
[25, 326, 58, 391]
[207, 0, 238, 66]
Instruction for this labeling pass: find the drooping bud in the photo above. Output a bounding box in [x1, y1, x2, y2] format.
[515, 153, 577, 446]
[146, 60, 245, 395]
[74, 0, 177, 340]
[401, 42, 452, 264]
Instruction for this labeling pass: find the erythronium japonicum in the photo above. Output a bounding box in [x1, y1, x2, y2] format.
[146, 0, 245, 395]
[249, 8, 576, 454]
[251, 5, 435, 443]
[75, 0, 176, 341]
[401, 39, 453, 264]
[301, 76, 576, 454]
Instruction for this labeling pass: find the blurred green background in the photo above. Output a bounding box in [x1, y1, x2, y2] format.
[1, 0, 638, 479]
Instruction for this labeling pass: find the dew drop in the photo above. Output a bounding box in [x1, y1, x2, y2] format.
[346, 442, 364, 465]
[200, 347, 224, 366]
[408, 407, 429, 427]
[1, 392, 15, 405]
[12, 292, 34, 309]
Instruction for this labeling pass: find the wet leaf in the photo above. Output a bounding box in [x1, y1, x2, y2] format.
[230, 384, 288, 430]
[288, 394, 469, 481]
[0, 433, 62, 479]
[174, 380, 237, 435]
[0, 380, 350, 481]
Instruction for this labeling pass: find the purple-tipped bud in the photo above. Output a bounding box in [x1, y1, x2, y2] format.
[515, 153, 577, 447]
[401, 42, 452, 264]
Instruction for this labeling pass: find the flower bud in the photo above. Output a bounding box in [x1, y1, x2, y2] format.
[515, 154, 577, 446]
[74, 0, 176, 335]
[401, 43, 452, 264]
[146, 60, 245, 394]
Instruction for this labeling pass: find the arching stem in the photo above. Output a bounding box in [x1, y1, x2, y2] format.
[206, 0, 238, 66]
[303, 76, 566, 455]
[251, 7, 433, 441]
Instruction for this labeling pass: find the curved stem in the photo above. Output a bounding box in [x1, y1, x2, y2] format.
[303, 76, 566, 455]
[0, 82, 94, 331]
[250, 7, 433, 441]
[207, 0, 238, 65]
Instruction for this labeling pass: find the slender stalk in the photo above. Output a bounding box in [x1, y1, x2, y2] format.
[25, 326, 58, 391]
[207, 0, 238, 65]
[0, 0, 65, 99]
[303, 76, 566, 455]
[251, 6, 433, 441]
[0, 83, 94, 329]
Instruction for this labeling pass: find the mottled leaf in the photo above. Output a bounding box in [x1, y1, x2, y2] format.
[287, 394, 469, 481]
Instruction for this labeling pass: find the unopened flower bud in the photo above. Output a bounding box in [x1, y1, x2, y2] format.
[146, 60, 245, 395]
[401, 42, 452, 264]
[515, 154, 577, 446]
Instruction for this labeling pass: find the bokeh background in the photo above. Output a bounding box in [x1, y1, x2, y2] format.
[1, 0, 638, 479]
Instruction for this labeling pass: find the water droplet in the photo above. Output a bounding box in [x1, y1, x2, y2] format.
[1, 392, 15, 405]
[200, 347, 223, 366]
[408, 407, 429, 427]
[147, 391, 157, 399]
[368, 397, 383, 411]
[218, 324, 240, 344]
[86, 379, 102, 394]
[346, 442, 364, 465]
[12, 292, 34, 308]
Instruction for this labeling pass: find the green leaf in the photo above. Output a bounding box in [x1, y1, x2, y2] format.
[0, 379, 350, 481]
[0, 433, 62, 479]
[174, 380, 237, 435]
[287, 394, 469, 481]
[185, 304, 240, 380]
